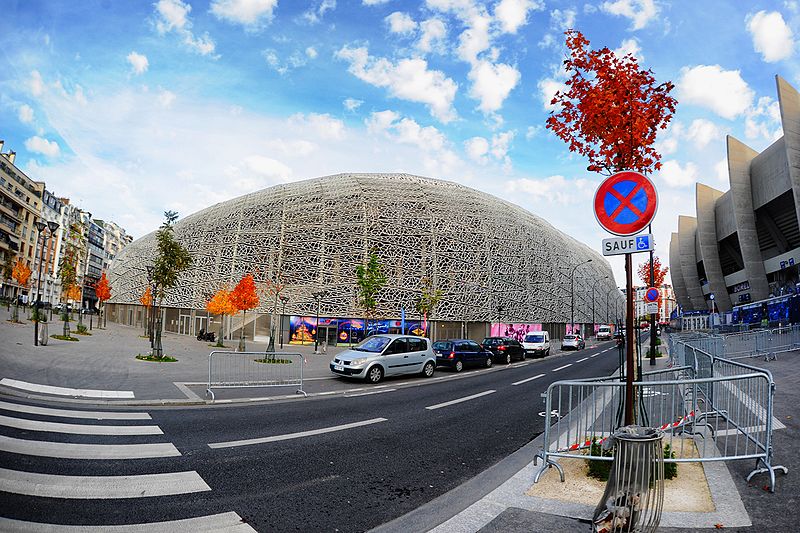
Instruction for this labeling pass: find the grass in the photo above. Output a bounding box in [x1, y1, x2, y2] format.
[254, 357, 293, 364]
[586, 438, 678, 481]
[51, 334, 79, 342]
[136, 354, 178, 362]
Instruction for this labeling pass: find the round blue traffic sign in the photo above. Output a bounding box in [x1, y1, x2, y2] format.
[594, 171, 658, 236]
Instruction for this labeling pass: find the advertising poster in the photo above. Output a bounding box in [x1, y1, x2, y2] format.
[490, 323, 542, 342]
[337, 319, 364, 345]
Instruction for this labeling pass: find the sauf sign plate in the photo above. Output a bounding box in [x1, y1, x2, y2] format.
[602, 234, 654, 256]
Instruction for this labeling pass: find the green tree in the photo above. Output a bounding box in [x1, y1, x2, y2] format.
[355, 250, 387, 336]
[57, 222, 85, 336]
[414, 276, 442, 337]
[151, 211, 192, 358]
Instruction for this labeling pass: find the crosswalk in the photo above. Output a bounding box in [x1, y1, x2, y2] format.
[0, 399, 256, 532]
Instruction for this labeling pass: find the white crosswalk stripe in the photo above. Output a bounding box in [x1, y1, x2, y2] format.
[0, 414, 162, 435]
[0, 435, 181, 459]
[0, 400, 150, 420]
[0, 512, 256, 532]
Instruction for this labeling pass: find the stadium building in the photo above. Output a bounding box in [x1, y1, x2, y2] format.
[106, 173, 624, 345]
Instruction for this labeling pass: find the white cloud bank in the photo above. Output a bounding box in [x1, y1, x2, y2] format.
[127, 52, 149, 75]
[601, 0, 658, 30]
[746, 10, 795, 63]
[677, 65, 754, 120]
[210, 0, 278, 28]
[25, 136, 60, 157]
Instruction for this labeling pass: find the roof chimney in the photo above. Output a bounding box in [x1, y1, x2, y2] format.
[8, 151, 15, 164]
[0, 140, 4, 153]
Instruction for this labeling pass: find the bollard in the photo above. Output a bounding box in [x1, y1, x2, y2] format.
[592, 425, 664, 533]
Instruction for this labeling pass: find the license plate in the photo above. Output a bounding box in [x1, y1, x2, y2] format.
[334, 365, 344, 371]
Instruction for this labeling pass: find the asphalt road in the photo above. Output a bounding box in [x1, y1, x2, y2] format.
[0, 340, 622, 532]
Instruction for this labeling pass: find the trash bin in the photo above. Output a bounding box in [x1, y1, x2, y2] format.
[592, 425, 665, 533]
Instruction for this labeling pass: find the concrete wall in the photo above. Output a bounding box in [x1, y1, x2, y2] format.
[669, 232, 691, 310]
[696, 184, 732, 311]
[715, 192, 737, 239]
[777, 76, 800, 238]
[678, 216, 707, 310]
[750, 138, 791, 209]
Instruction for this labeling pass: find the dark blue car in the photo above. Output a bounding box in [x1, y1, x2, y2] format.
[433, 339, 494, 372]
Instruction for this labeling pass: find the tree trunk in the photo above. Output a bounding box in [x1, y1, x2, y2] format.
[238, 310, 247, 352]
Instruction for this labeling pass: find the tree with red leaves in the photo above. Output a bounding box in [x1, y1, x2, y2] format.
[546, 30, 677, 176]
[230, 274, 260, 351]
[206, 288, 237, 347]
[637, 256, 669, 288]
[94, 272, 111, 328]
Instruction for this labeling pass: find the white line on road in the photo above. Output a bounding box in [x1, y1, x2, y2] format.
[0, 379, 135, 399]
[425, 390, 496, 410]
[0, 414, 162, 436]
[512, 374, 546, 386]
[0, 468, 210, 499]
[346, 388, 396, 398]
[552, 364, 573, 372]
[208, 418, 388, 449]
[576, 357, 589, 363]
[0, 400, 150, 420]
[590, 354, 598, 358]
[0, 435, 181, 459]
[0, 512, 256, 532]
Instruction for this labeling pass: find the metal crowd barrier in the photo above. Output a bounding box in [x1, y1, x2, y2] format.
[533, 344, 787, 491]
[207, 351, 307, 401]
[679, 326, 800, 361]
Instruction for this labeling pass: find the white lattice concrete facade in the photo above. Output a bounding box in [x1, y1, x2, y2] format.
[107, 173, 624, 340]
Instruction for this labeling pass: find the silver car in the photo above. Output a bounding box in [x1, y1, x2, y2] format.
[561, 334, 586, 350]
[330, 334, 437, 383]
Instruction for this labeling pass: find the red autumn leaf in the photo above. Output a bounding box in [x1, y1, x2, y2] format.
[637, 255, 669, 288]
[94, 272, 112, 303]
[230, 274, 260, 312]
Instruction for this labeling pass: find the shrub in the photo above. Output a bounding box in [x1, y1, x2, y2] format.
[664, 443, 677, 479]
[75, 324, 89, 334]
[587, 438, 613, 481]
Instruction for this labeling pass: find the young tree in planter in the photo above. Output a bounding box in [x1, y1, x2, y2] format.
[94, 272, 111, 329]
[62, 284, 82, 337]
[414, 276, 443, 337]
[10, 258, 31, 322]
[58, 222, 85, 326]
[355, 250, 387, 337]
[637, 255, 669, 288]
[230, 274, 259, 352]
[151, 211, 192, 358]
[206, 288, 237, 347]
[139, 287, 153, 337]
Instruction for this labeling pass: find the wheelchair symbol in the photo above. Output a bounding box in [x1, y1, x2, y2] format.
[636, 236, 649, 250]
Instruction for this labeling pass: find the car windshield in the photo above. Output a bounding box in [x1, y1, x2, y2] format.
[482, 338, 501, 345]
[353, 336, 391, 353]
[524, 334, 545, 343]
[564, 335, 576, 340]
[432, 341, 452, 351]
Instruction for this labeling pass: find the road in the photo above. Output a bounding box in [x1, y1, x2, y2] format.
[0, 340, 622, 532]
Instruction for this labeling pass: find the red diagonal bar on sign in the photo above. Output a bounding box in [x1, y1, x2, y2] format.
[608, 183, 644, 220]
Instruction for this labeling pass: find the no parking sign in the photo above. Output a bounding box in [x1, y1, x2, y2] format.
[594, 171, 658, 236]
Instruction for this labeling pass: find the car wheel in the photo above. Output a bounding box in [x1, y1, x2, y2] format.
[505, 353, 512, 365]
[545, 348, 550, 357]
[521, 351, 527, 360]
[485, 357, 493, 368]
[366, 365, 383, 384]
[454, 360, 464, 372]
[422, 361, 435, 378]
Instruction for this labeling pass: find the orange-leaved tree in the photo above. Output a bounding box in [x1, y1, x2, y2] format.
[206, 288, 237, 347]
[10, 258, 31, 321]
[230, 274, 259, 351]
[64, 283, 82, 302]
[546, 30, 677, 176]
[140, 287, 153, 336]
[637, 255, 669, 288]
[94, 272, 111, 328]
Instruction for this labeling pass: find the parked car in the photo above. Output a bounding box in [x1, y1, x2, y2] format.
[330, 334, 436, 383]
[596, 325, 613, 341]
[433, 339, 494, 372]
[561, 334, 586, 351]
[480, 337, 526, 364]
[521, 331, 550, 357]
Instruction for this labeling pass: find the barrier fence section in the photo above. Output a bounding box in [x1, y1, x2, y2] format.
[207, 351, 307, 401]
[533, 345, 787, 491]
[670, 326, 800, 361]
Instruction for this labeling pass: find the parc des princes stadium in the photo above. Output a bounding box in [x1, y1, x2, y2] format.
[106, 173, 624, 346]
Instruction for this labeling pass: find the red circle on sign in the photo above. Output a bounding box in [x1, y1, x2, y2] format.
[645, 287, 659, 302]
[593, 171, 658, 236]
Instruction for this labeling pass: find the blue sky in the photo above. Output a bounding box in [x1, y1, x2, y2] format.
[1, 0, 798, 285]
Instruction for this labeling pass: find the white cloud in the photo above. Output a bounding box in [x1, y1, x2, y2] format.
[154, 0, 216, 56]
[714, 157, 729, 185]
[336, 45, 458, 123]
[490, 130, 515, 161]
[537, 78, 566, 110]
[506, 175, 594, 205]
[210, 0, 278, 28]
[25, 136, 60, 157]
[614, 38, 643, 61]
[158, 89, 177, 108]
[525, 125, 542, 139]
[127, 52, 149, 75]
[417, 18, 448, 53]
[367, 111, 446, 151]
[302, 0, 336, 24]
[30, 70, 44, 96]
[464, 136, 490, 163]
[686, 119, 721, 148]
[745, 96, 783, 141]
[746, 10, 795, 63]
[495, 0, 543, 34]
[18, 104, 34, 123]
[677, 65, 754, 120]
[306, 47, 318, 59]
[263, 138, 317, 157]
[601, 0, 658, 30]
[659, 160, 698, 188]
[288, 112, 346, 140]
[363, 0, 390, 4]
[242, 155, 291, 178]
[386, 12, 417, 34]
[464, 131, 515, 166]
[468, 60, 520, 114]
[550, 8, 576, 31]
[343, 98, 363, 111]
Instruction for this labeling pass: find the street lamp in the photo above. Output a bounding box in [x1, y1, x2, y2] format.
[570, 258, 592, 335]
[33, 220, 59, 346]
[592, 276, 609, 336]
[312, 290, 328, 353]
[607, 286, 620, 326]
[279, 295, 289, 349]
[145, 265, 155, 350]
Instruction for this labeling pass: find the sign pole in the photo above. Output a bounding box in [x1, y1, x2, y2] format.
[625, 252, 635, 426]
[649, 224, 657, 366]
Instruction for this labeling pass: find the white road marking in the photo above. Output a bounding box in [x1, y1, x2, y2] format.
[0, 435, 181, 459]
[0, 468, 210, 499]
[0, 414, 162, 435]
[208, 417, 388, 449]
[576, 357, 589, 363]
[552, 364, 573, 372]
[0, 401, 150, 420]
[346, 388, 396, 397]
[512, 373, 546, 386]
[0, 378, 134, 399]
[425, 390, 496, 410]
[0, 512, 256, 532]
[590, 354, 598, 358]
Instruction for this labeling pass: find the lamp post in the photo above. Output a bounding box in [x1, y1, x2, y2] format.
[279, 295, 289, 349]
[570, 258, 592, 335]
[312, 290, 327, 353]
[145, 265, 155, 350]
[607, 286, 619, 327]
[496, 304, 503, 336]
[33, 220, 59, 346]
[592, 276, 609, 337]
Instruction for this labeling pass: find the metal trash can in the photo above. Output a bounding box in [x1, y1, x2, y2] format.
[592, 425, 665, 533]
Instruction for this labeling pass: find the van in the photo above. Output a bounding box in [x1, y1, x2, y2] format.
[521, 331, 550, 357]
[596, 325, 613, 340]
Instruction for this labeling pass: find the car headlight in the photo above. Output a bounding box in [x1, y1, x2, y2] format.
[349, 357, 370, 366]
